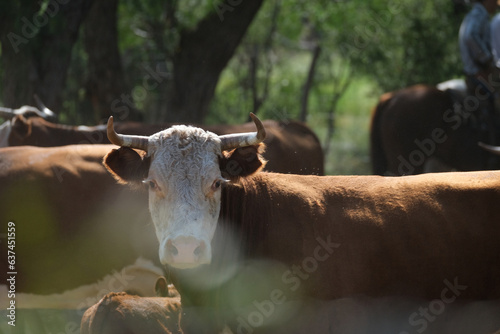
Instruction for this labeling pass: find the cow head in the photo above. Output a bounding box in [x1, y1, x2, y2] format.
[103, 113, 266, 269]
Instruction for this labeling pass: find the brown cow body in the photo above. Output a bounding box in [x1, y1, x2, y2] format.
[0, 145, 157, 294]
[226, 171, 500, 298]
[81, 277, 182, 334]
[370, 84, 499, 175]
[169, 170, 500, 332]
[6, 116, 324, 175]
[80, 292, 182, 334]
[102, 115, 500, 333]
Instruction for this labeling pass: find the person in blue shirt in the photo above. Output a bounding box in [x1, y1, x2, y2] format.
[491, 11, 500, 66]
[459, 0, 499, 143]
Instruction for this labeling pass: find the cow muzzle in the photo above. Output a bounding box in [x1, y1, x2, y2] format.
[160, 236, 210, 269]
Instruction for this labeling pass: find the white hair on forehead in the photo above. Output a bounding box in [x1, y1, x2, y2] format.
[146, 125, 223, 198]
[147, 125, 222, 157]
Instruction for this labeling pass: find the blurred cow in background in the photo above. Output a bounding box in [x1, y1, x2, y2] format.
[370, 84, 500, 175]
[0, 99, 56, 146]
[3, 115, 324, 175]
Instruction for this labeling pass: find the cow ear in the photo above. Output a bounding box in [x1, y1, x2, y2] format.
[103, 147, 150, 184]
[9, 115, 31, 145]
[220, 143, 267, 181]
[155, 276, 169, 297]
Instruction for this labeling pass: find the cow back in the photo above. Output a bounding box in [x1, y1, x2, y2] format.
[81, 292, 182, 334]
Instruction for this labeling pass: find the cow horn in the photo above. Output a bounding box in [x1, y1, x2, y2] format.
[219, 113, 266, 151]
[107, 116, 149, 151]
[33, 95, 57, 120]
[0, 107, 15, 119]
[478, 141, 500, 155]
[0, 106, 41, 119]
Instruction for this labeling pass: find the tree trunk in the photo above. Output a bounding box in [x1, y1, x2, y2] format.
[164, 0, 265, 123]
[323, 66, 351, 157]
[0, 0, 93, 113]
[300, 44, 321, 122]
[83, 0, 139, 123]
[248, 0, 280, 118]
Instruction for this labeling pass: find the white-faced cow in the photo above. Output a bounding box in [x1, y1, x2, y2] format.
[103, 113, 500, 333]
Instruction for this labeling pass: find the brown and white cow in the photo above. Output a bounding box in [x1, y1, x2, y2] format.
[5, 115, 324, 175]
[103, 113, 500, 333]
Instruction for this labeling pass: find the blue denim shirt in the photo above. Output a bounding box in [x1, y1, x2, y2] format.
[459, 3, 493, 75]
[491, 13, 500, 66]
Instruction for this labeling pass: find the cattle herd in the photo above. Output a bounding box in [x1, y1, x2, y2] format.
[0, 105, 500, 334]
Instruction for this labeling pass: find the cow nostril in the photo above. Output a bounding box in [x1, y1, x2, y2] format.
[167, 241, 178, 256]
[194, 241, 206, 257]
[194, 246, 201, 256]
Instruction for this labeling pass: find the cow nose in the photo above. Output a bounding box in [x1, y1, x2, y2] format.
[164, 236, 209, 268]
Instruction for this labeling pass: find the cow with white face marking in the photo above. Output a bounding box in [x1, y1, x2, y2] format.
[104, 113, 266, 269]
[103, 114, 500, 333]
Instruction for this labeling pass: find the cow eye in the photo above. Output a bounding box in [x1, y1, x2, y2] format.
[143, 179, 160, 191]
[211, 179, 225, 191]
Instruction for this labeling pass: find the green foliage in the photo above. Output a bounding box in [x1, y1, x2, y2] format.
[0, 0, 472, 174]
[213, 0, 466, 118]
[210, 0, 467, 174]
[334, 0, 464, 91]
[319, 76, 380, 175]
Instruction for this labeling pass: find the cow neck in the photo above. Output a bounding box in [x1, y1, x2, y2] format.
[217, 173, 274, 260]
[170, 173, 278, 333]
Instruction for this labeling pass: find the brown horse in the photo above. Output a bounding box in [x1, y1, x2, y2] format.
[370, 84, 499, 175]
